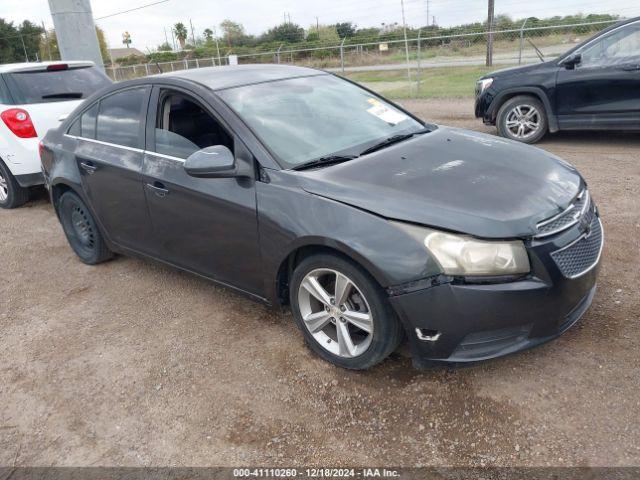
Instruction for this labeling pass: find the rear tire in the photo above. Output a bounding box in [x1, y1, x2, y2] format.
[496, 95, 548, 144]
[57, 191, 112, 264]
[290, 253, 403, 370]
[0, 160, 30, 209]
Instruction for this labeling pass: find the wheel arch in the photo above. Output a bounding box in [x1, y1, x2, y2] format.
[273, 238, 390, 306]
[50, 180, 85, 216]
[490, 88, 558, 133]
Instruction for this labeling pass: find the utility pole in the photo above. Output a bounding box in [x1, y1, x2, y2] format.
[426, 0, 430, 27]
[42, 21, 52, 60]
[190, 19, 196, 46]
[19, 35, 29, 62]
[400, 0, 412, 86]
[486, 0, 495, 66]
[48, 0, 105, 70]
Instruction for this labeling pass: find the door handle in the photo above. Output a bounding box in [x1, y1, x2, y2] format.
[80, 161, 98, 174]
[146, 182, 170, 198]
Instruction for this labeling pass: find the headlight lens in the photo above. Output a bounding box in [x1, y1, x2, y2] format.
[394, 222, 530, 276]
[477, 77, 494, 94]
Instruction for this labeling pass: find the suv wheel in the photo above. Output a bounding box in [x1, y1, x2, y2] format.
[290, 253, 403, 370]
[0, 160, 29, 209]
[496, 95, 548, 144]
[57, 191, 112, 264]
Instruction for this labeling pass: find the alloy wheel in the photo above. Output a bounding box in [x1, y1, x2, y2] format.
[297, 268, 374, 358]
[0, 171, 8, 202]
[505, 104, 541, 140]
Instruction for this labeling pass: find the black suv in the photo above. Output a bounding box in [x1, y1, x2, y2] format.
[475, 17, 640, 143]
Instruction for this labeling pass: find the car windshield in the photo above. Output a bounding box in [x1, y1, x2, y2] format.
[7, 66, 111, 104]
[217, 74, 425, 168]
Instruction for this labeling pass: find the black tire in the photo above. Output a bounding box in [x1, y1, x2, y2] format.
[0, 160, 30, 209]
[57, 191, 112, 265]
[290, 253, 403, 370]
[496, 95, 548, 144]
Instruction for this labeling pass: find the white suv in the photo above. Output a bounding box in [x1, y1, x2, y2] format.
[0, 61, 112, 208]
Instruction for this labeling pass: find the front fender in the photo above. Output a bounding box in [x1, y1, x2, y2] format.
[257, 171, 442, 304]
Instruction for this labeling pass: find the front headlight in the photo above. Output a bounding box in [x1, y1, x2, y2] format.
[394, 222, 530, 276]
[476, 77, 494, 95]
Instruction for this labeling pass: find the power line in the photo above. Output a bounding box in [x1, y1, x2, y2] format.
[94, 0, 170, 21]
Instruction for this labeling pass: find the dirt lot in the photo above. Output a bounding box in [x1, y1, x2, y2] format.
[1, 98, 639, 467]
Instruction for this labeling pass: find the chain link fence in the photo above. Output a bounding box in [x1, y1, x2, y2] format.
[106, 19, 619, 97]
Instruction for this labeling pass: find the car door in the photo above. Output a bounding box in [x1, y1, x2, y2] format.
[556, 20, 640, 129]
[141, 86, 263, 296]
[71, 86, 154, 250]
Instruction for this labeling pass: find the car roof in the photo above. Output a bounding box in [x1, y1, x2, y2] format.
[156, 64, 325, 90]
[0, 61, 95, 74]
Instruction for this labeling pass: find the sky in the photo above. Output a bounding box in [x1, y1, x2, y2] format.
[2, 0, 639, 52]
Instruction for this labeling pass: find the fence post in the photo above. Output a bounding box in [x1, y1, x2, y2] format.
[277, 44, 283, 64]
[416, 30, 422, 97]
[518, 18, 529, 65]
[145, 63, 150, 76]
[340, 38, 346, 75]
[196, 58, 200, 68]
[184, 59, 188, 69]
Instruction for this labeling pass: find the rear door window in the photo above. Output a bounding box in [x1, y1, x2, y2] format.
[96, 88, 147, 149]
[80, 103, 98, 139]
[6, 66, 111, 104]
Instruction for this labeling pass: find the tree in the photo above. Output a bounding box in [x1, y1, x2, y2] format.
[203, 28, 214, 41]
[39, 25, 109, 63]
[220, 19, 246, 47]
[306, 25, 340, 44]
[173, 22, 188, 49]
[157, 41, 172, 51]
[334, 22, 356, 39]
[263, 22, 305, 43]
[0, 18, 44, 63]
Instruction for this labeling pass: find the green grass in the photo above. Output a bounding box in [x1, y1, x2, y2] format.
[343, 65, 506, 99]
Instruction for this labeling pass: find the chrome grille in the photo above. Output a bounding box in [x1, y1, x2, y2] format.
[536, 189, 590, 238]
[551, 216, 603, 279]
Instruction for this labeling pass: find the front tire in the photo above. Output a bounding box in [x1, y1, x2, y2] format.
[57, 191, 112, 264]
[0, 160, 30, 209]
[290, 253, 403, 370]
[496, 95, 548, 144]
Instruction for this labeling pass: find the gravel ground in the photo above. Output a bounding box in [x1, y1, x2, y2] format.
[1, 98, 638, 467]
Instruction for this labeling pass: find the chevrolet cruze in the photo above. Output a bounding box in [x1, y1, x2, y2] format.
[40, 65, 603, 370]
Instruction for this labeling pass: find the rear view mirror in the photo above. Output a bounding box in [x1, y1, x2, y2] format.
[184, 145, 237, 178]
[562, 53, 582, 70]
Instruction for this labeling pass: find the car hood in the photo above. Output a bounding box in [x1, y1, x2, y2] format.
[296, 127, 582, 238]
[482, 61, 554, 79]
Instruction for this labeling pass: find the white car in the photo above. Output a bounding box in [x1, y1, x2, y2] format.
[0, 61, 111, 208]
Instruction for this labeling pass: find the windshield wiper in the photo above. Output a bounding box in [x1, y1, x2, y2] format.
[292, 155, 358, 171]
[42, 92, 83, 99]
[358, 128, 431, 156]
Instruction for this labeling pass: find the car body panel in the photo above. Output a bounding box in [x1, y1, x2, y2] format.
[297, 126, 582, 238]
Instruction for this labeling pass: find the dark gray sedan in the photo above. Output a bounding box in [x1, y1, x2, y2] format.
[40, 65, 602, 370]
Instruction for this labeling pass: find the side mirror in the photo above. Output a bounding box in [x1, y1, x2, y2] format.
[184, 145, 238, 178]
[562, 53, 581, 70]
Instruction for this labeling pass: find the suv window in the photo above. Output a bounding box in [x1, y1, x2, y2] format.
[96, 88, 146, 149]
[0, 75, 12, 104]
[154, 91, 233, 159]
[6, 66, 111, 104]
[580, 22, 640, 68]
